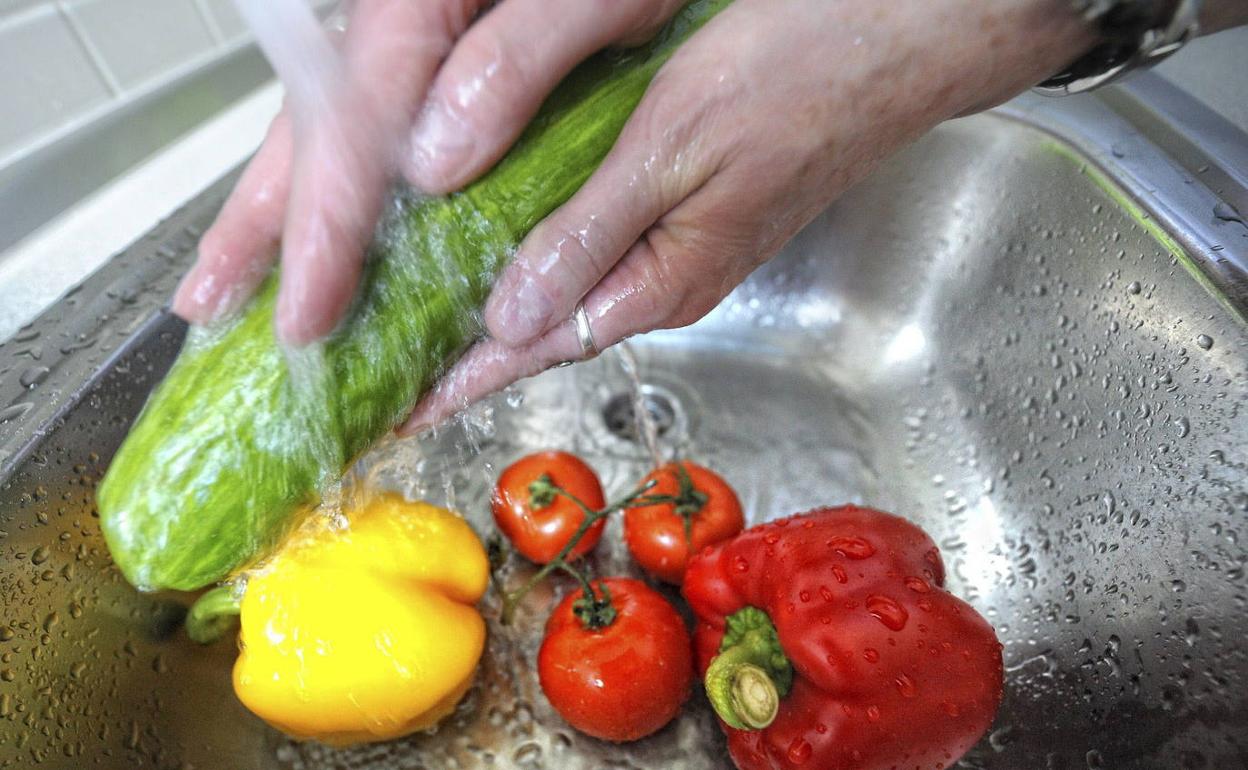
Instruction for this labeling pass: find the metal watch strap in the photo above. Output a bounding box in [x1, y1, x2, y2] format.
[1036, 0, 1203, 95]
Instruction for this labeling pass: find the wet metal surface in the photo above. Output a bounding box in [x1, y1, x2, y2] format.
[1, 91, 1246, 768]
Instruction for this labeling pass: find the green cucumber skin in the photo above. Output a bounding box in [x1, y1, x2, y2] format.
[98, 1, 731, 592]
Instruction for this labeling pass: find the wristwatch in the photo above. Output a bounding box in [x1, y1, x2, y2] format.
[1036, 0, 1204, 95]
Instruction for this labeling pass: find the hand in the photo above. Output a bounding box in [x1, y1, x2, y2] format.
[172, 0, 1095, 429]
[401, 0, 1097, 431]
[173, 0, 690, 343]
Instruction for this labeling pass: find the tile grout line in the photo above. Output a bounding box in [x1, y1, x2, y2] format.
[55, 0, 122, 97]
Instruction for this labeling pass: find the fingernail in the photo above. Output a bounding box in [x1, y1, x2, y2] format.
[398, 395, 440, 437]
[172, 266, 227, 324]
[488, 274, 554, 346]
[408, 102, 474, 193]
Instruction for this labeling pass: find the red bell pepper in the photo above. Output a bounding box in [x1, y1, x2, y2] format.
[683, 506, 1003, 770]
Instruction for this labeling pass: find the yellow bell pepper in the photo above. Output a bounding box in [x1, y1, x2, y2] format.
[229, 494, 489, 745]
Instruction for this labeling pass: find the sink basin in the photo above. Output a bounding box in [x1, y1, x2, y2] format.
[1, 78, 1245, 769]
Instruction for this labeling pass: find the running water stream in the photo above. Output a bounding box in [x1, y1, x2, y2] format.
[615, 344, 665, 470]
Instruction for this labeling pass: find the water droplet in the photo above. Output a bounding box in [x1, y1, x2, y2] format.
[904, 576, 931, 593]
[786, 737, 813, 765]
[863, 648, 880, 663]
[19, 366, 50, 388]
[866, 595, 909, 631]
[828, 536, 876, 559]
[831, 565, 848, 584]
[1212, 201, 1244, 224]
[0, 402, 33, 423]
[866, 705, 881, 722]
[1195, 334, 1213, 350]
[512, 742, 542, 765]
[894, 672, 918, 698]
[1126, 281, 1141, 295]
[732, 556, 750, 573]
[989, 726, 1016, 752]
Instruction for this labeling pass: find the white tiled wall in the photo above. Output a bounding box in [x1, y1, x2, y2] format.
[63, 0, 216, 90]
[0, 0, 333, 165]
[0, 6, 111, 151]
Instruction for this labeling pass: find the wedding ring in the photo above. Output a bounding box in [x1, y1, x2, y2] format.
[573, 301, 598, 359]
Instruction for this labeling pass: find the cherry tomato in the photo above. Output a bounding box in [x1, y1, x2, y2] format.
[538, 577, 693, 742]
[623, 462, 744, 584]
[493, 451, 606, 564]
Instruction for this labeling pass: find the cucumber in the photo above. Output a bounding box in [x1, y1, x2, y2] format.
[98, 1, 732, 592]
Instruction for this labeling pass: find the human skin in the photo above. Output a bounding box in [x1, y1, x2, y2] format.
[171, 0, 1248, 431]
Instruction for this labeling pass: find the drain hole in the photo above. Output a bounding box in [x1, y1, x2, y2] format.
[602, 388, 677, 442]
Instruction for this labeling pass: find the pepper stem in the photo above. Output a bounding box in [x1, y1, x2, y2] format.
[703, 606, 793, 730]
[185, 584, 242, 644]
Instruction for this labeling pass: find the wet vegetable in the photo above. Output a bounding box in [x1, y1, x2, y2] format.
[96, 0, 733, 592]
[493, 451, 606, 563]
[683, 506, 1003, 770]
[623, 461, 744, 584]
[190, 494, 489, 745]
[538, 577, 693, 742]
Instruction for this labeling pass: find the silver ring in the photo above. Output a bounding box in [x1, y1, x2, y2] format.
[573, 301, 598, 359]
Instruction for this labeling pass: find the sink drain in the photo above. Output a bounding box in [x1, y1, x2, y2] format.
[601, 386, 679, 443]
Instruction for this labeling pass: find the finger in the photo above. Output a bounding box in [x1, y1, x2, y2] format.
[399, 322, 582, 435]
[173, 9, 358, 327]
[172, 109, 293, 324]
[402, 230, 719, 435]
[480, 75, 727, 348]
[405, 0, 685, 193]
[276, 0, 482, 345]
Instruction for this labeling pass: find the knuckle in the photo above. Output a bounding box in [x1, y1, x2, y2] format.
[611, 0, 685, 44]
[643, 237, 724, 330]
[535, 215, 610, 291]
[442, 26, 533, 124]
[622, 59, 739, 186]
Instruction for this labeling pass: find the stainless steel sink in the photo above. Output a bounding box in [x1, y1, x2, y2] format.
[1, 75, 1246, 769]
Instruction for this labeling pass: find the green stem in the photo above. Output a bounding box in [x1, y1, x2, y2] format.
[673, 462, 709, 546]
[704, 607, 793, 730]
[527, 474, 558, 509]
[560, 564, 618, 630]
[498, 478, 659, 625]
[185, 584, 242, 644]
